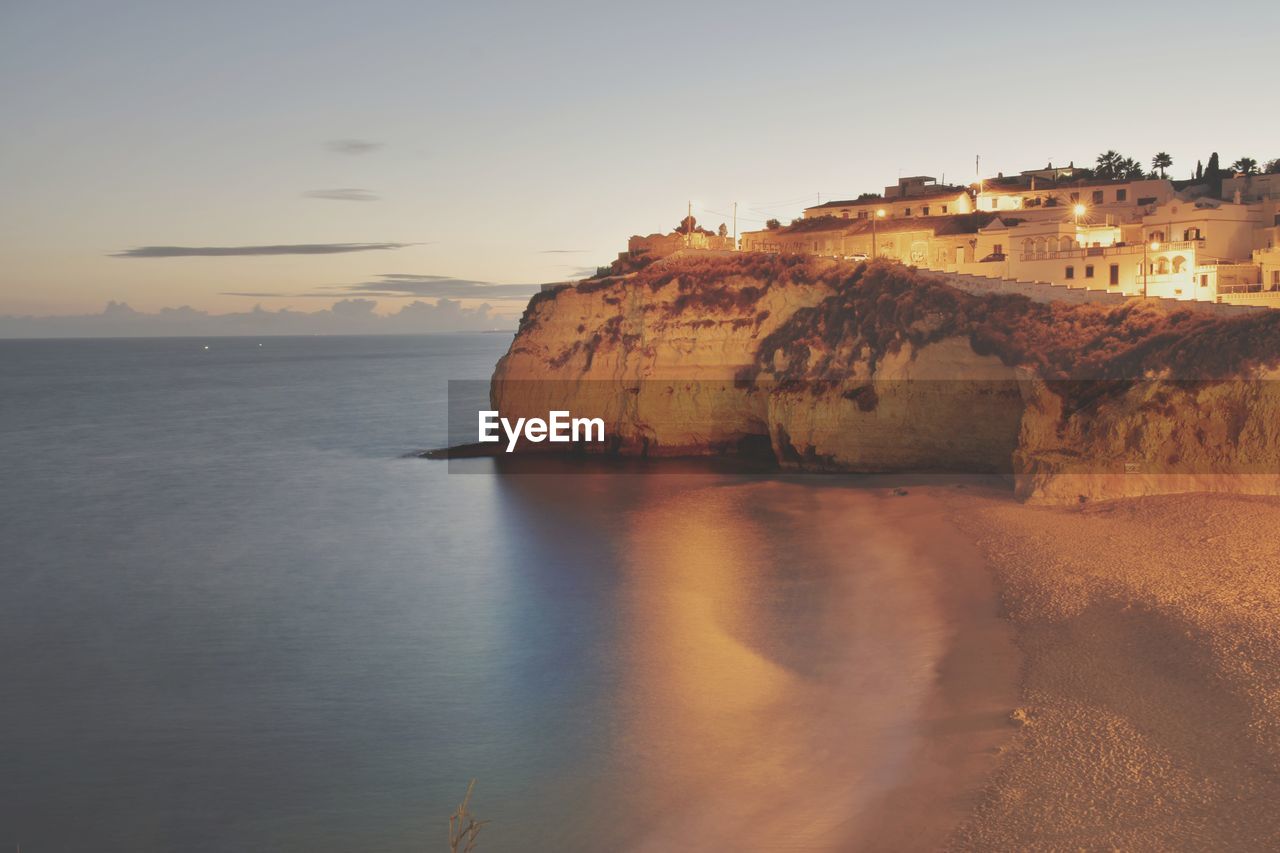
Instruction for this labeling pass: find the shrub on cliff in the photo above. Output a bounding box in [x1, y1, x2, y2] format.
[746, 260, 1280, 411]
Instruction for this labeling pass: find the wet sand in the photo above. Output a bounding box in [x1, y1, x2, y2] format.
[608, 478, 1023, 852]
[936, 486, 1280, 850]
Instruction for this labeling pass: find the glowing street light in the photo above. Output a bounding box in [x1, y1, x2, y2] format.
[1072, 203, 1087, 225]
[872, 208, 887, 258]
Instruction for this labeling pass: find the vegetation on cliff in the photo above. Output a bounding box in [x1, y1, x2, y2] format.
[743, 260, 1280, 411]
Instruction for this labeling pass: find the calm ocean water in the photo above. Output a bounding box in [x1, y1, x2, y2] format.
[0, 334, 958, 852]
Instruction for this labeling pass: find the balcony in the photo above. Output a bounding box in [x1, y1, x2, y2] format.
[1020, 239, 1202, 262]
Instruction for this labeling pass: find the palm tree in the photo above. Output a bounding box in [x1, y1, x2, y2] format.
[1151, 152, 1172, 178]
[1232, 157, 1259, 176]
[1118, 157, 1145, 180]
[1095, 150, 1123, 179]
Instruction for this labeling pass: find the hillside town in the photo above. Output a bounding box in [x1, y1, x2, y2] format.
[621, 152, 1280, 308]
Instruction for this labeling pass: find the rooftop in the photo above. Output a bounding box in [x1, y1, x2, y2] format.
[807, 185, 971, 210]
[771, 211, 998, 237]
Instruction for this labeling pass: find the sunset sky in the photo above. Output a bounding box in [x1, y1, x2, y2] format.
[2, 0, 1276, 321]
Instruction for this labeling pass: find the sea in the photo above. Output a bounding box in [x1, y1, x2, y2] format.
[0, 334, 970, 852]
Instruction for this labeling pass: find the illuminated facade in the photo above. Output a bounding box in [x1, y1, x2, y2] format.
[739, 163, 1280, 307]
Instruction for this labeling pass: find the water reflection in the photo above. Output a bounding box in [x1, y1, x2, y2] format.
[491, 472, 953, 851]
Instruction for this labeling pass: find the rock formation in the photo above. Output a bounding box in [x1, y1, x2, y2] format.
[491, 255, 1280, 503]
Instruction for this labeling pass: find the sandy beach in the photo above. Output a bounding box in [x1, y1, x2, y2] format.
[929, 485, 1280, 850]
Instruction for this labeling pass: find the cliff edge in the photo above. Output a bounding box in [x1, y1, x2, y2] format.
[492, 256, 1280, 503]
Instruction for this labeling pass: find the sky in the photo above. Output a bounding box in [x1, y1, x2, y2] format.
[2, 0, 1277, 330]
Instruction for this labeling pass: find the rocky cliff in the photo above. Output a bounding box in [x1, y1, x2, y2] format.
[491, 255, 1280, 503]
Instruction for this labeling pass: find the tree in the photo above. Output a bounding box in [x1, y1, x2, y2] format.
[1195, 160, 1204, 180]
[1232, 157, 1259, 175]
[1205, 152, 1221, 178]
[1118, 157, 1145, 180]
[1266, 158, 1280, 175]
[765, 218, 781, 230]
[1205, 152, 1224, 196]
[717, 223, 728, 238]
[856, 192, 879, 201]
[676, 214, 698, 234]
[1095, 150, 1123, 179]
[1151, 152, 1172, 178]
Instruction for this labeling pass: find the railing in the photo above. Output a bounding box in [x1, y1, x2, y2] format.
[1019, 239, 1202, 262]
[1218, 283, 1273, 294]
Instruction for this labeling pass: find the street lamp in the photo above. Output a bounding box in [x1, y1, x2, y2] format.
[872, 208, 886, 258]
[1073, 203, 1087, 225]
[1143, 240, 1160, 298]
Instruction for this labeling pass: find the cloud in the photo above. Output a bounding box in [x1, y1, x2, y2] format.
[0, 298, 516, 338]
[302, 188, 380, 202]
[335, 274, 543, 299]
[221, 274, 543, 300]
[112, 242, 415, 258]
[326, 139, 381, 155]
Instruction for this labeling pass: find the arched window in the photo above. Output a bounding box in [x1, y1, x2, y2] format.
[1059, 236, 1074, 252]
[1034, 238, 1046, 256]
[1172, 256, 1186, 273]
[1157, 257, 1170, 275]
[1023, 238, 1035, 256]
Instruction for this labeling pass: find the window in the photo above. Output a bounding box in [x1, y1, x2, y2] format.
[904, 208, 912, 216]
[993, 243, 1003, 256]
[841, 211, 849, 218]
[922, 206, 930, 216]
[941, 205, 948, 214]
[1116, 189, 1128, 202]
[1092, 190, 1104, 205]
[1202, 275, 1210, 287]
[858, 211, 868, 220]
[1110, 264, 1119, 285]
[1273, 270, 1280, 287]
[1066, 265, 1075, 279]
[1085, 265, 1095, 278]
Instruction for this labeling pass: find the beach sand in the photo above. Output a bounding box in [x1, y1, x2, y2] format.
[933, 485, 1280, 850]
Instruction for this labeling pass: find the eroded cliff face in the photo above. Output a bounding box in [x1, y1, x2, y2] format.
[492, 255, 1280, 503]
[492, 255, 841, 455]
